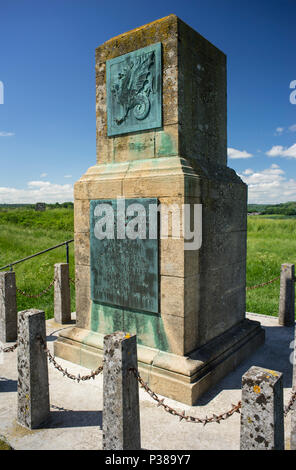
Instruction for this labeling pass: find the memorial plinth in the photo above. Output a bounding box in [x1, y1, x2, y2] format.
[54, 14, 265, 405]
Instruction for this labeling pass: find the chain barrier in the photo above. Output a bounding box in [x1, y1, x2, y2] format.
[284, 389, 296, 417]
[1, 338, 296, 421]
[13, 271, 290, 296]
[16, 279, 55, 298]
[37, 336, 103, 382]
[246, 275, 281, 291]
[17, 276, 75, 297]
[129, 367, 241, 425]
[131, 368, 296, 421]
[0, 342, 18, 353]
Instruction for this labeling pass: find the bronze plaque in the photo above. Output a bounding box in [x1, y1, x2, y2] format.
[90, 198, 159, 313]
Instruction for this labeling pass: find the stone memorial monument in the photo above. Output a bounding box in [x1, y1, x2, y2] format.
[54, 14, 265, 404]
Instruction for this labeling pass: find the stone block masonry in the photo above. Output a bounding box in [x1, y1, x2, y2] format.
[54, 14, 265, 405]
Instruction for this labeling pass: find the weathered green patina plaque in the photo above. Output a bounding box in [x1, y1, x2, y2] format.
[106, 43, 162, 136]
[90, 198, 159, 313]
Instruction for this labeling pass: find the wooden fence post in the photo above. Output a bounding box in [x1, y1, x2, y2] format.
[102, 331, 141, 450]
[240, 366, 284, 450]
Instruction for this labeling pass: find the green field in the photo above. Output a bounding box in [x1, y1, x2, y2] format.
[246, 215, 296, 316]
[0, 207, 75, 319]
[0, 208, 295, 319]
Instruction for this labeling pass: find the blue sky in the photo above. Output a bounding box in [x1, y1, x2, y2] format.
[0, 0, 295, 204]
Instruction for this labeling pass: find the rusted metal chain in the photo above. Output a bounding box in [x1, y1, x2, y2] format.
[37, 336, 103, 382]
[130, 368, 241, 425]
[16, 279, 55, 298]
[246, 275, 281, 291]
[0, 342, 18, 353]
[2, 338, 295, 423]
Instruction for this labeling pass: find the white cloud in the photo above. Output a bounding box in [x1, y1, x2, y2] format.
[40, 173, 48, 178]
[243, 168, 254, 175]
[64, 174, 72, 179]
[239, 164, 296, 204]
[0, 180, 73, 204]
[275, 127, 284, 136]
[0, 131, 14, 137]
[273, 124, 296, 135]
[266, 143, 296, 159]
[227, 147, 253, 159]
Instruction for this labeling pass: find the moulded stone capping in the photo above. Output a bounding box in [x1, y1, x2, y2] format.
[74, 179, 123, 200]
[95, 14, 178, 63]
[123, 175, 185, 198]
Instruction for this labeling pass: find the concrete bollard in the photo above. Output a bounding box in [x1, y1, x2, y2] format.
[103, 331, 141, 450]
[290, 327, 296, 450]
[17, 309, 50, 429]
[291, 402, 296, 450]
[240, 366, 284, 450]
[54, 263, 71, 324]
[278, 263, 295, 326]
[0, 271, 17, 342]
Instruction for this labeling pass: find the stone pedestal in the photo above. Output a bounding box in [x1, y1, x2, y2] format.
[54, 14, 264, 405]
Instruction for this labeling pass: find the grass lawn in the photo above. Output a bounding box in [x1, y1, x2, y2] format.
[0, 208, 295, 319]
[0, 208, 75, 319]
[246, 215, 296, 316]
